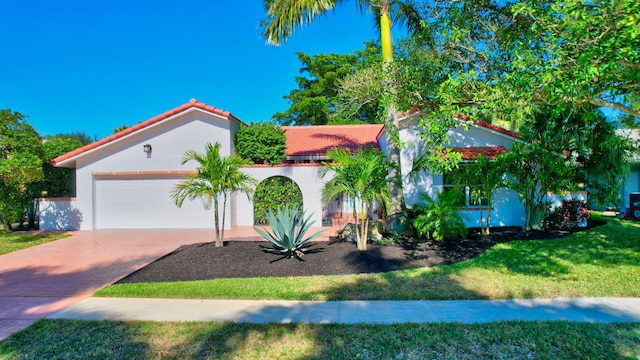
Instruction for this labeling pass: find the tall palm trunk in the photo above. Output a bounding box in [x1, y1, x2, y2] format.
[484, 193, 494, 235]
[359, 199, 368, 250]
[220, 193, 229, 247]
[379, 2, 406, 232]
[213, 195, 222, 247]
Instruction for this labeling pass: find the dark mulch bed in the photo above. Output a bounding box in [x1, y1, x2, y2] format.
[117, 222, 603, 284]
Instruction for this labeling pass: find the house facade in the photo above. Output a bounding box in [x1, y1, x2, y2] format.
[619, 129, 640, 217]
[40, 99, 526, 231]
[398, 114, 525, 228]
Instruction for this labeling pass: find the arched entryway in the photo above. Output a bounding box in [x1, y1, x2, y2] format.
[253, 176, 303, 225]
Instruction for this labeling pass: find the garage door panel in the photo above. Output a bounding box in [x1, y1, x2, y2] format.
[95, 177, 214, 229]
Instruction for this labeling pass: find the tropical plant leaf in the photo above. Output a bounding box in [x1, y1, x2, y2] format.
[254, 205, 325, 259]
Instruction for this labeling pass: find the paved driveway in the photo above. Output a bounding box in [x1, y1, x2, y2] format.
[0, 230, 216, 340]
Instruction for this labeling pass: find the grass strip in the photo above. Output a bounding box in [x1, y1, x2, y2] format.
[95, 215, 640, 301]
[1, 319, 638, 359]
[0, 232, 69, 256]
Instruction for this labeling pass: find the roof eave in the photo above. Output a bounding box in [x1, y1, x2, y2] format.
[51, 99, 240, 167]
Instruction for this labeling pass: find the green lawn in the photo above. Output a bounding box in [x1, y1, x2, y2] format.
[1, 319, 638, 359]
[0, 231, 69, 256]
[96, 214, 640, 301]
[3, 215, 640, 358]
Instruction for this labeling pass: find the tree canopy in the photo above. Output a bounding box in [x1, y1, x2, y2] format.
[273, 42, 382, 125]
[0, 110, 43, 187]
[38, 135, 86, 198]
[235, 122, 286, 165]
[0, 110, 44, 228]
[528, 106, 634, 207]
[406, 0, 640, 127]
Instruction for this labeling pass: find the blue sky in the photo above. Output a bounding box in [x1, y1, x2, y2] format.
[0, 1, 385, 139]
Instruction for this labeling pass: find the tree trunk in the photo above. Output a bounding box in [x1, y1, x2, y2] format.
[358, 201, 367, 251]
[379, 3, 407, 233]
[485, 194, 493, 235]
[213, 197, 222, 247]
[219, 194, 228, 247]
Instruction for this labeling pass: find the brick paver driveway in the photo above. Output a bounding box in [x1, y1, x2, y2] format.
[0, 230, 217, 340]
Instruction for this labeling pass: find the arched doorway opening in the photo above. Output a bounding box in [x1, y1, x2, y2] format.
[253, 176, 303, 225]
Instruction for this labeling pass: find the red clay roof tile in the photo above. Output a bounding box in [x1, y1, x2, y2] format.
[282, 124, 384, 157]
[451, 146, 507, 160]
[51, 99, 236, 165]
[454, 112, 519, 138]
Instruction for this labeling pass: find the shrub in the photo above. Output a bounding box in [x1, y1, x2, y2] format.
[412, 191, 467, 241]
[253, 176, 303, 225]
[234, 122, 286, 165]
[544, 199, 590, 230]
[254, 205, 325, 261]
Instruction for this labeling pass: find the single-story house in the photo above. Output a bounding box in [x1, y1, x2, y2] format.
[40, 98, 531, 231]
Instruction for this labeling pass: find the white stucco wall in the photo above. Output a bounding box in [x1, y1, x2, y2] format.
[236, 165, 328, 227]
[622, 165, 640, 210]
[48, 108, 535, 231]
[72, 109, 238, 230]
[39, 198, 82, 231]
[399, 121, 525, 227]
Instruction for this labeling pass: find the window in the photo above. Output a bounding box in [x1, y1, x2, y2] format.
[442, 166, 489, 208]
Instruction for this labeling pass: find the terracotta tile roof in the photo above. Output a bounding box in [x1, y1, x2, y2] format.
[452, 146, 507, 160]
[51, 99, 237, 165]
[473, 120, 519, 139]
[282, 124, 384, 157]
[454, 112, 519, 138]
[246, 163, 325, 168]
[397, 109, 519, 139]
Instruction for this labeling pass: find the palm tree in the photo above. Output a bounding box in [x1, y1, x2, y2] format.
[261, 0, 421, 232]
[172, 142, 257, 247]
[449, 155, 506, 235]
[322, 148, 389, 250]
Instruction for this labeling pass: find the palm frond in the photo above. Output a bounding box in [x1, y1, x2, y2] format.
[172, 141, 257, 243]
[261, 0, 344, 45]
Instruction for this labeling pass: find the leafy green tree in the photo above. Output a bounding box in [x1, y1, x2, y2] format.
[274, 43, 382, 125]
[448, 155, 506, 235]
[36, 136, 85, 197]
[0, 110, 43, 229]
[322, 148, 389, 250]
[0, 110, 43, 187]
[510, 0, 640, 121]
[172, 142, 257, 247]
[113, 124, 130, 133]
[409, 0, 640, 127]
[500, 132, 572, 231]
[529, 106, 634, 208]
[234, 122, 286, 165]
[12, 135, 86, 229]
[50, 131, 94, 146]
[253, 176, 303, 225]
[261, 0, 422, 233]
[0, 183, 31, 230]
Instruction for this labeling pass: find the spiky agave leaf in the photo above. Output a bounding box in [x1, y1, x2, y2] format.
[254, 205, 325, 258]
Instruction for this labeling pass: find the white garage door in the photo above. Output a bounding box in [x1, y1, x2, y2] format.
[94, 175, 214, 229]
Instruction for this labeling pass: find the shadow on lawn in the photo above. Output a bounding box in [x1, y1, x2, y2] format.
[3, 219, 640, 358]
[0, 320, 151, 358]
[6, 319, 640, 359]
[466, 220, 640, 277]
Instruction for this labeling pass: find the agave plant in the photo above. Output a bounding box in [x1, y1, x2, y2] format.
[254, 205, 325, 261]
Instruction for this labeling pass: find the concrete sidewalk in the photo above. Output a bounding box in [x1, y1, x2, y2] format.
[50, 297, 640, 324]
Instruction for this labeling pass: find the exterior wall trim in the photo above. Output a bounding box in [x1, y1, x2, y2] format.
[92, 170, 196, 177]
